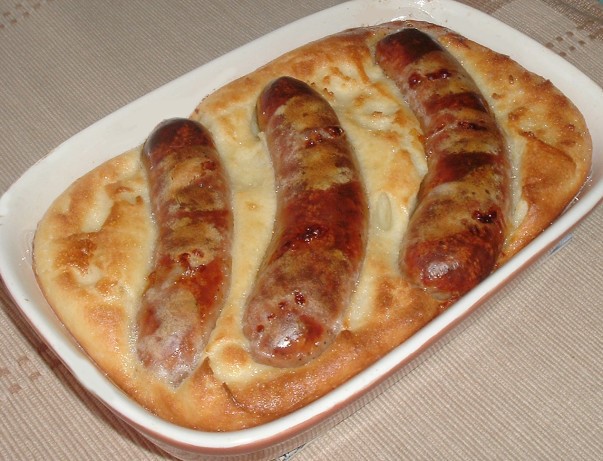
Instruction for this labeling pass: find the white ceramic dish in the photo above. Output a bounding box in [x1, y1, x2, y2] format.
[1, 0, 601, 459]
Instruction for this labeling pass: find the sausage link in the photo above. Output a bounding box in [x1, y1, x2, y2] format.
[243, 76, 368, 367]
[136, 118, 232, 386]
[376, 28, 510, 300]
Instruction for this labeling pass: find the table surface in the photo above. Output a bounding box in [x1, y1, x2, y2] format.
[1, 1, 601, 460]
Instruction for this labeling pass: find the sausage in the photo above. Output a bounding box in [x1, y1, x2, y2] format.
[136, 118, 232, 386]
[243, 76, 368, 368]
[375, 27, 510, 300]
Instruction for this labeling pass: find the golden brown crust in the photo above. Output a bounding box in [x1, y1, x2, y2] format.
[32, 21, 591, 431]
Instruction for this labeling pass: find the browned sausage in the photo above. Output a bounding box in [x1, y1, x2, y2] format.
[243, 76, 368, 367]
[136, 118, 232, 386]
[375, 27, 510, 300]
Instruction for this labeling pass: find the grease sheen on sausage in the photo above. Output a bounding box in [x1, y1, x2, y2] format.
[376, 28, 511, 300]
[136, 118, 232, 386]
[243, 76, 368, 368]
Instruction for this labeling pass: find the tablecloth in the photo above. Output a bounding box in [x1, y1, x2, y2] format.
[1, 1, 601, 460]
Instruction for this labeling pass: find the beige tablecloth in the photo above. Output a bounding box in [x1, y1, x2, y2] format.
[1, 1, 601, 460]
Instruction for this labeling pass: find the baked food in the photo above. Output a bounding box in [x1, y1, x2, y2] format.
[32, 20, 591, 431]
